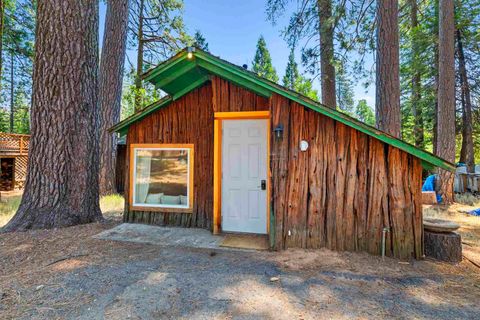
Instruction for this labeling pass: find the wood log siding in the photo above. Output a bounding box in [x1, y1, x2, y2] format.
[269, 94, 423, 259]
[125, 76, 423, 259]
[124, 77, 269, 229]
[125, 83, 214, 228]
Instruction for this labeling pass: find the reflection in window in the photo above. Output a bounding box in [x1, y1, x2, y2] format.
[133, 147, 192, 208]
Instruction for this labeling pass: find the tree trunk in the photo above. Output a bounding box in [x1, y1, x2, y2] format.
[0, 0, 4, 98]
[98, 0, 129, 195]
[317, 0, 336, 109]
[134, 0, 145, 112]
[436, 0, 455, 204]
[3, 0, 102, 232]
[9, 49, 13, 133]
[424, 231, 462, 262]
[456, 28, 474, 173]
[375, 0, 401, 138]
[459, 88, 467, 163]
[410, 0, 424, 148]
[433, 0, 439, 155]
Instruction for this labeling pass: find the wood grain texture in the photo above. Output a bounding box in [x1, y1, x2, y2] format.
[125, 77, 268, 229]
[125, 77, 423, 259]
[270, 93, 423, 259]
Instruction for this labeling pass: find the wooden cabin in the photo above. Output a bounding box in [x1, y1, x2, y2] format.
[0, 132, 29, 191]
[111, 48, 454, 259]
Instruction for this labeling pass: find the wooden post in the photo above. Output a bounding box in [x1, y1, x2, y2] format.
[19, 136, 23, 155]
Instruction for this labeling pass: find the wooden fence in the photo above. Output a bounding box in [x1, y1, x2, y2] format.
[0, 132, 30, 155]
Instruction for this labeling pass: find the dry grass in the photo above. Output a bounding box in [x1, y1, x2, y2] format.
[0, 193, 125, 227]
[99, 193, 125, 216]
[454, 192, 480, 207]
[0, 194, 22, 227]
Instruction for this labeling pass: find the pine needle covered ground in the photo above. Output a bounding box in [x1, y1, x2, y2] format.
[0, 193, 124, 227]
[0, 193, 479, 318]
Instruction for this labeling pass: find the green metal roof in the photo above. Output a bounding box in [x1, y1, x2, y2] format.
[111, 47, 455, 171]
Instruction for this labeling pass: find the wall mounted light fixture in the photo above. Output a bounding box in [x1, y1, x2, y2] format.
[274, 124, 284, 140]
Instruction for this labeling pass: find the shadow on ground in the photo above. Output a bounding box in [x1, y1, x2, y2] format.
[1, 221, 480, 319]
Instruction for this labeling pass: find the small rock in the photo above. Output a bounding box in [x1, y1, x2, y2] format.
[270, 277, 280, 282]
[35, 285, 44, 291]
[209, 251, 217, 257]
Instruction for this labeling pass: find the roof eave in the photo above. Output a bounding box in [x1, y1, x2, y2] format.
[115, 47, 455, 172]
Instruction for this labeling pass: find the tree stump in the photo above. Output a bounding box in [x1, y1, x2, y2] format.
[424, 231, 462, 262]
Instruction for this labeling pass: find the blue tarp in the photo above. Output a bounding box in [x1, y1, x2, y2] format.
[468, 208, 480, 216]
[422, 174, 442, 203]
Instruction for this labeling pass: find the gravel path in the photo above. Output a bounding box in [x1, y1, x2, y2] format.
[1, 221, 480, 319]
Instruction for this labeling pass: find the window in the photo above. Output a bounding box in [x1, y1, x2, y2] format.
[131, 144, 194, 211]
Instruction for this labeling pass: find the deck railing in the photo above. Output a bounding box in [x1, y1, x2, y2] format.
[0, 132, 30, 155]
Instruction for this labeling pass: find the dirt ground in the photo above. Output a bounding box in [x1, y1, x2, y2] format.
[1, 215, 480, 319]
[424, 202, 480, 267]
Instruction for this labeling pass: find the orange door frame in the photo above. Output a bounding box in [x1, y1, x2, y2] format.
[213, 111, 271, 234]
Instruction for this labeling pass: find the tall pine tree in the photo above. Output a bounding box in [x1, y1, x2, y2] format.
[283, 48, 318, 100]
[436, 0, 456, 203]
[98, 0, 130, 195]
[336, 61, 355, 114]
[5, 0, 102, 231]
[130, 0, 189, 111]
[376, 0, 401, 138]
[252, 35, 279, 82]
[192, 30, 208, 51]
[355, 99, 375, 126]
[283, 49, 300, 90]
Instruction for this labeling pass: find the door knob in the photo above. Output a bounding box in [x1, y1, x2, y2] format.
[261, 180, 266, 190]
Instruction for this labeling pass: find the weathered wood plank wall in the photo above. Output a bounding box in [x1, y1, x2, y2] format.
[124, 77, 269, 228]
[125, 83, 214, 228]
[124, 77, 423, 259]
[269, 93, 423, 259]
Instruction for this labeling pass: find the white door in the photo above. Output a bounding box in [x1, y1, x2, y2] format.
[222, 119, 268, 234]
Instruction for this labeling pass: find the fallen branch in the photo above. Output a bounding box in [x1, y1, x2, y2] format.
[463, 254, 480, 269]
[44, 254, 89, 267]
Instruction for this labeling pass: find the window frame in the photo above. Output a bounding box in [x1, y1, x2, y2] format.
[129, 143, 194, 213]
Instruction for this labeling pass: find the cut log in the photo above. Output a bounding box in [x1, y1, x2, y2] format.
[422, 191, 437, 205]
[424, 231, 462, 262]
[423, 218, 460, 233]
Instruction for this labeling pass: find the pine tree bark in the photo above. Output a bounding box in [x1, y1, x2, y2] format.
[98, 0, 129, 195]
[459, 89, 467, 162]
[410, 0, 424, 148]
[375, 0, 401, 138]
[436, 0, 455, 204]
[456, 28, 474, 174]
[317, 0, 336, 109]
[0, 0, 4, 98]
[134, 0, 145, 112]
[432, 0, 439, 155]
[3, 0, 102, 231]
[9, 49, 13, 132]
